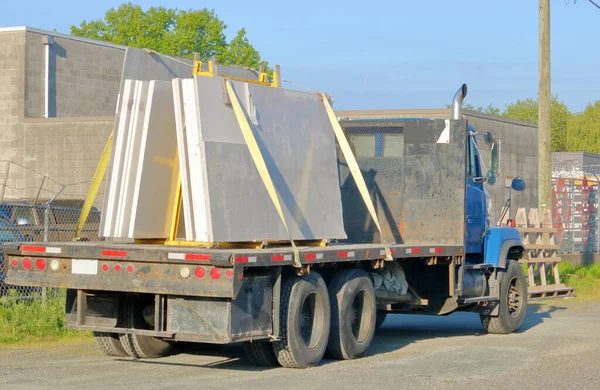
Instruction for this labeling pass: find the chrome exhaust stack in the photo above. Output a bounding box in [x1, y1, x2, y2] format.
[451, 83, 468, 120]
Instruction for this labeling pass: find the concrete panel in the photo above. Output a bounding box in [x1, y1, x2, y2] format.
[100, 80, 133, 236]
[129, 81, 179, 239]
[172, 79, 195, 240]
[182, 76, 346, 242]
[115, 81, 149, 237]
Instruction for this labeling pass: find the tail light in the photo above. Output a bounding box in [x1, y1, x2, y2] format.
[210, 268, 221, 280]
[22, 257, 32, 270]
[35, 259, 46, 270]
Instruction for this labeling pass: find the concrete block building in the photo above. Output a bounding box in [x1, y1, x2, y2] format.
[0, 26, 538, 217]
[0, 26, 124, 205]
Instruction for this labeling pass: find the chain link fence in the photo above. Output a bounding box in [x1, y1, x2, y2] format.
[0, 202, 101, 299]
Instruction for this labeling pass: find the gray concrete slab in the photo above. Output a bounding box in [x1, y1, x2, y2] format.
[181, 76, 346, 242]
[129, 81, 179, 239]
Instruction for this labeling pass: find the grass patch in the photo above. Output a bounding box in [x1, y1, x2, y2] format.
[524, 262, 600, 297]
[0, 289, 92, 345]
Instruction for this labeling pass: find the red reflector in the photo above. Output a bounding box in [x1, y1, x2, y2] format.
[114, 264, 122, 272]
[391, 249, 397, 255]
[507, 219, 516, 228]
[225, 269, 234, 279]
[101, 264, 109, 272]
[126, 265, 134, 273]
[102, 250, 127, 257]
[434, 248, 443, 253]
[238, 272, 243, 281]
[22, 246, 45, 253]
[304, 253, 317, 260]
[337, 251, 348, 258]
[22, 257, 32, 269]
[35, 259, 46, 270]
[271, 255, 284, 261]
[195, 267, 206, 278]
[411, 248, 421, 254]
[185, 253, 210, 261]
[210, 268, 221, 280]
[235, 256, 249, 263]
[10, 258, 18, 267]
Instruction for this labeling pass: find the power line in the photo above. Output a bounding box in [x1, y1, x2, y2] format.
[589, 0, 600, 9]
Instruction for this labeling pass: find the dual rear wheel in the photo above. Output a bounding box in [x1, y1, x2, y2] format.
[246, 269, 377, 368]
[93, 296, 173, 359]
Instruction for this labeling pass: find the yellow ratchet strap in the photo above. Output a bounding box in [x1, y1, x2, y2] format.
[225, 80, 301, 268]
[321, 94, 393, 261]
[74, 131, 113, 241]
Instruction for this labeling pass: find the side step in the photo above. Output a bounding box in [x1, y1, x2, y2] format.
[457, 296, 499, 304]
[463, 263, 494, 270]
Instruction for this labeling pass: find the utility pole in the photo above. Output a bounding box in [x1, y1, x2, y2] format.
[538, 0, 551, 213]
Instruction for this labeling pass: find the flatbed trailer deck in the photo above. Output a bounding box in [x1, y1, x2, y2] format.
[3, 241, 462, 296]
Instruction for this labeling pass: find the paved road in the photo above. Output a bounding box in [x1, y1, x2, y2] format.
[1, 298, 600, 390]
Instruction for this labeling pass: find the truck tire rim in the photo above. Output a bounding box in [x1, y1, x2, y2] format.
[300, 291, 324, 349]
[350, 290, 372, 343]
[507, 276, 523, 319]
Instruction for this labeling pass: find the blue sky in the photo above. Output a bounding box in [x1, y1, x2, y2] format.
[1, 0, 598, 112]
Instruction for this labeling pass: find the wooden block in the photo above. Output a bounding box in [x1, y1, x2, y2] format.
[518, 227, 556, 233]
[524, 244, 561, 251]
[515, 207, 528, 227]
[541, 208, 552, 227]
[528, 208, 540, 228]
[539, 263, 547, 286]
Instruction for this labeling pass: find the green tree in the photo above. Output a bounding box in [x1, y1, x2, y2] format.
[566, 101, 600, 153]
[502, 96, 571, 152]
[71, 2, 267, 69]
[446, 103, 501, 115]
[219, 28, 269, 70]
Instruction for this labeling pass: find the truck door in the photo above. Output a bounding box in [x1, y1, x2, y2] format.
[465, 133, 486, 254]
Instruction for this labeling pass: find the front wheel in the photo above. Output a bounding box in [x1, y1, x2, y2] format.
[480, 260, 528, 334]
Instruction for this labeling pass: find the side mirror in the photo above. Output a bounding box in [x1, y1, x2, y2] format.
[487, 170, 496, 186]
[511, 177, 526, 192]
[484, 132, 494, 146]
[491, 139, 500, 174]
[16, 218, 29, 226]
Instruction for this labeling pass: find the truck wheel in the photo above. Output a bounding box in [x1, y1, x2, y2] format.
[327, 269, 376, 360]
[481, 260, 528, 334]
[273, 271, 330, 368]
[119, 297, 173, 359]
[243, 341, 280, 367]
[375, 311, 388, 329]
[93, 332, 127, 357]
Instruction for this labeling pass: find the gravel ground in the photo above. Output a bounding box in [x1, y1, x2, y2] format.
[1, 298, 599, 390]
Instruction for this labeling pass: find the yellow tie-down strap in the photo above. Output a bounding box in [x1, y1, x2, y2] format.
[225, 80, 301, 268]
[74, 131, 114, 241]
[321, 94, 393, 261]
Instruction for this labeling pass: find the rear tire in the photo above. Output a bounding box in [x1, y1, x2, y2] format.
[273, 272, 330, 368]
[327, 269, 376, 360]
[119, 296, 173, 358]
[243, 341, 280, 367]
[375, 311, 388, 329]
[481, 260, 528, 334]
[93, 332, 127, 357]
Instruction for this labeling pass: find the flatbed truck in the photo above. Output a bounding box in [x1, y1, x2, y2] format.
[3, 84, 528, 368]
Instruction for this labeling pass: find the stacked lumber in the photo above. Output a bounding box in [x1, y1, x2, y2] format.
[515, 207, 575, 300]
